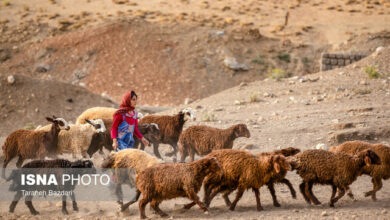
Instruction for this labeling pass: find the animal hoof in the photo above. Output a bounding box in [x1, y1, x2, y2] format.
[183, 204, 192, 209]
[32, 211, 40, 215]
[273, 202, 281, 207]
[160, 213, 169, 217]
[329, 203, 335, 208]
[62, 209, 69, 215]
[364, 192, 371, 197]
[257, 207, 264, 211]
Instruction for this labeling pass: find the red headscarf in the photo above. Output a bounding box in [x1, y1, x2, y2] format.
[113, 91, 136, 117]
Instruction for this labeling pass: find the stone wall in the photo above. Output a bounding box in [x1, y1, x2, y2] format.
[321, 53, 366, 71]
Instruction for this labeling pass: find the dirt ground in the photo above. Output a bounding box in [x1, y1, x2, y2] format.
[1, 0, 390, 219]
[1, 47, 390, 220]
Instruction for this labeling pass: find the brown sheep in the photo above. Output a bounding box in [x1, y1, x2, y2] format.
[139, 108, 195, 160]
[101, 149, 163, 209]
[134, 123, 161, 152]
[178, 124, 251, 162]
[2, 116, 70, 179]
[257, 147, 300, 207]
[184, 149, 291, 211]
[329, 140, 390, 201]
[133, 157, 221, 219]
[290, 149, 381, 207]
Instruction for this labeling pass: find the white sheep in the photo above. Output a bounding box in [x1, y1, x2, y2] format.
[36, 119, 106, 158]
[75, 107, 143, 125]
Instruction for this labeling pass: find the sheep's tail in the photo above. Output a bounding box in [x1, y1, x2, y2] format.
[101, 152, 116, 168]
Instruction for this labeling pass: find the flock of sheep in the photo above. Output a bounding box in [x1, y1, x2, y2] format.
[1, 106, 390, 219]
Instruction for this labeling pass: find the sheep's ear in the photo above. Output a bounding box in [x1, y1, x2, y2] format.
[46, 117, 54, 122]
[364, 156, 372, 167]
[274, 162, 281, 173]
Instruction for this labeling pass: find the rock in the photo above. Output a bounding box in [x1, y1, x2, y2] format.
[101, 92, 112, 101]
[66, 107, 73, 111]
[303, 101, 310, 105]
[381, 210, 388, 214]
[376, 46, 385, 53]
[239, 82, 247, 87]
[263, 92, 275, 98]
[196, 105, 202, 109]
[234, 100, 244, 105]
[184, 98, 193, 105]
[35, 64, 51, 73]
[79, 82, 87, 87]
[314, 143, 328, 150]
[223, 57, 249, 71]
[359, 80, 368, 85]
[240, 144, 257, 150]
[66, 98, 73, 103]
[321, 211, 328, 217]
[332, 119, 340, 123]
[35, 108, 39, 112]
[7, 75, 15, 85]
[257, 116, 264, 122]
[213, 107, 224, 112]
[0, 49, 11, 62]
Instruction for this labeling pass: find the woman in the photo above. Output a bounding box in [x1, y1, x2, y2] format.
[111, 91, 149, 151]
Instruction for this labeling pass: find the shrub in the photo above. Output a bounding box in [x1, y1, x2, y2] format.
[364, 66, 380, 79]
[277, 53, 291, 63]
[267, 68, 291, 80]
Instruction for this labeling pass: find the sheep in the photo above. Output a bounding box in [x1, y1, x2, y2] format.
[257, 147, 300, 207]
[178, 124, 251, 162]
[133, 157, 221, 219]
[184, 149, 291, 211]
[101, 149, 163, 209]
[35, 119, 106, 158]
[290, 149, 381, 207]
[75, 107, 144, 154]
[139, 108, 195, 160]
[75, 107, 144, 125]
[134, 123, 160, 151]
[7, 158, 94, 215]
[2, 116, 70, 179]
[329, 140, 390, 201]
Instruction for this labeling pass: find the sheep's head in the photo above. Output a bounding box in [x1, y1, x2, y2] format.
[181, 108, 196, 121]
[359, 149, 381, 167]
[71, 160, 96, 175]
[276, 147, 301, 157]
[137, 112, 144, 120]
[233, 124, 250, 138]
[270, 155, 291, 173]
[46, 116, 70, 130]
[86, 119, 107, 133]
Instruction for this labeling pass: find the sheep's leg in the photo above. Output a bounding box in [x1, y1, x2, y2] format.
[150, 200, 168, 217]
[299, 182, 311, 204]
[153, 143, 162, 159]
[16, 156, 24, 168]
[222, 191, 232, 207]
[140, 143, 145, 150]
[253, 187, 263, 211]
[280, 178, 297, 199]
[365, 177, 382, 201]
[70, 192, 78, 211]
[267, 183, 281, 207]
[179, 148, 188, 163]
[189, 147, 196, 162]
[229, 187, 245, 211]
[9, 191, 22, 213]
[330, 187, 345, 207]
[183, 183, 213, 210]
[139, 195, 150, 219]
[205, 185, 225, 208]
[25, 196, 39, 215]
[2, 158, 11, 179]
[121, 190, 141, 211]
[115, 183, 124, 206]
[306, 181, 321, 205]
[186, 189, 208, 213]
[61, 195, 69, 215]
[331, 184, 337, 200]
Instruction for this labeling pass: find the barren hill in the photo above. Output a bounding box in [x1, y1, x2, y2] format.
[0, 74, 116, 137]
